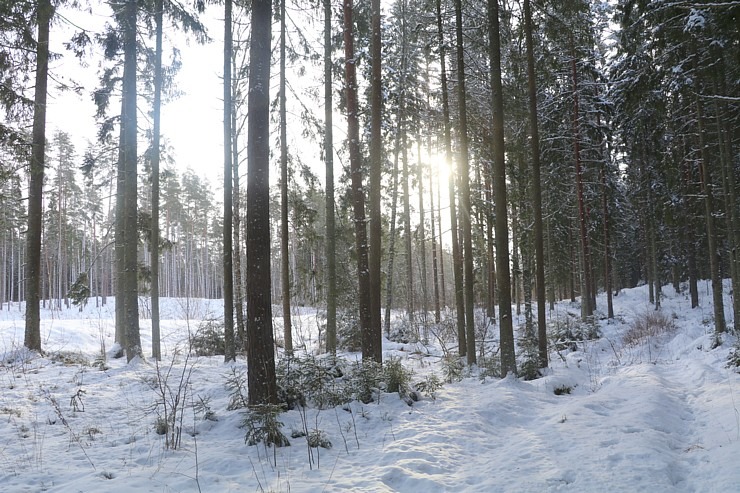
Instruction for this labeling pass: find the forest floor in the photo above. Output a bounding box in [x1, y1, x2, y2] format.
[0, 282, 738, 492]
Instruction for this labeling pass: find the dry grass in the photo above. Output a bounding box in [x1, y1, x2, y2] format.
[623, 310, 677, 346]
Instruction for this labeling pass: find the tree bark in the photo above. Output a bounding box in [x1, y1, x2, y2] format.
[122, 0, 141, 362]
[570, 46, 593, 319]
[246, 0, 277, 404]
[436, 0, 466, 356]
[523, 0, 548, 366]
[429, 142, 441, 323]
[696, 97, 726, 337]
[223, 0, 236, 362]
[232, 57, 245, 350]
[713, 91, 739, 333]
[150, 0, 163, 361]
[402, 127, 414, 324]
[489, 0, 516, 377]
[324, 0, 337, 355]
[24, 0, 53, 352]
[343, 0, 373, 362]
[384, 121, 402, 335]
[454, 0, 476, 365]
[417, 140, 429, 333]
[279, 0, 293, 355]
[367, 0, 383, 362]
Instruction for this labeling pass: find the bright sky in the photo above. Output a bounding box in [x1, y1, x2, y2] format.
[46, 3, 225, 185]
[43, 2, 455, 244]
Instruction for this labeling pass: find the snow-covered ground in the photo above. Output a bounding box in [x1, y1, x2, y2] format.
[1, 284, 738, 492]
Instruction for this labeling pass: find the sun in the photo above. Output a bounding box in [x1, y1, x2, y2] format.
[427, 148, 452, 184]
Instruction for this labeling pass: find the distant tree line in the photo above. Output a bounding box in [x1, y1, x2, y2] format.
[0, 0, 737, 404]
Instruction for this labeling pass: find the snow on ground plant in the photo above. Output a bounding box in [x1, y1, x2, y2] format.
[0, 286, 738, 492]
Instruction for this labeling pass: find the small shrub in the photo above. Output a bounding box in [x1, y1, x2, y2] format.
[517, 329, 542, 381]
[1, 406, 22, 418]
[155, 417, 168, 435]
[478, 354, 501, 380]
[84, 426, 102, 439]
[18, 424, 30, 438]
[518, 356, 540, 381]
[277, 383, 306, 411]
[550, 315, 600, 352]
[190, 318, 225, 356]
[387, 316, 417, 344]
[49, 351, 90, 366]
[70, 389, 86, 412]
[414, 373, 442, 400]
[68, 272, 90, 310]
[152, 352, 196, 450]
[434, 312, 459, 345]
[623, 310, 676, 346]
[383, 356, 413, 396]
[441, 355, 464, 383]
[277, 355, 344, 409]
[307, 429, 332, 449]
[242, 404, 290, 447]
[225, 368, 249, 411]
[727, 346, 740, 370]
[337, 310, 361, 352]
[194, 395, 217, 421]
[553, 385, 573, 395]
[346, 359, 384, 403]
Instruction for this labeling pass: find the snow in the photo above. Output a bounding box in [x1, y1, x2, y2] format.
[1, 284, 738, 492]
[684, 9, 706, 32]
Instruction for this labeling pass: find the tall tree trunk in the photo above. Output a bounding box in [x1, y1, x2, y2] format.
[57, 154, 63, 311]
[437, 162, 447, 309]
[436, 0, 465, 355]
[489, 0, 515, 377]
[279, 0, 293, 355]
[232, 59, 245, 350]
[713, 92, 739, 332]
[512, 201, 521, 316]
[428, 142, 441, 323]
[367, 0, 383, 362]
[417, 141, 429, 333]
[122, 0, 141, 362]
[600, 164, 614, 319]
[696, 97, 726, 337]
[343, 0, 373, 362]
[402, 129, 414, 324]
[454, 0, 476, 365]
[517, 154, 534, 338]
[383, 126, 401, 335]
[484, 167, 496, 322]
[547, 217, 555, 310]
[324, 0, 337, 355]
[570, 47, 593, 319]
[223, 0, 236, 362]
[649, 211, 660, 309]
[523, 0, 547, 365]
[115, 98, 125, 348]
[150, 0, 163, 361]
[246, 0, 278, 404]
[24, 0, 53, 352]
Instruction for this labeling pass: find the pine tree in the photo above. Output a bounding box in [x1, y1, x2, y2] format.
[488, 0, 515, 377]
[150, 0, 164, 361]
[324, 0, 338, 354]
[366, 0, 383, 363]
[223, 0, 236, 362]
[24, 0, 53, 352]
[246, 0, 278, 405]
[343, 0, 373, 361]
